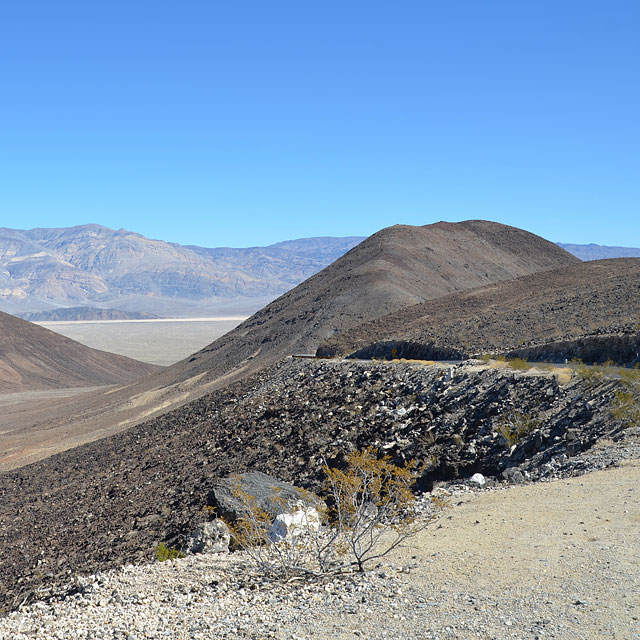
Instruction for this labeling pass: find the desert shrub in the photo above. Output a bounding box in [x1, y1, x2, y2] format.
[570, 358, 607, 384]
[323, 449, 435, 573]
[507, 357, 531, 371]
[155, 543, 185, 562]
[227, 449, 445, 578]
[495, 410, 540, 448]
[611, 366, 640, 427]
[478, 353, 493, 362]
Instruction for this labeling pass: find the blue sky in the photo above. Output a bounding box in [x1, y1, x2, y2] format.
[1, 1, 638, 247]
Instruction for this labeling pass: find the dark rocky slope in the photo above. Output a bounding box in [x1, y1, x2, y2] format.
[0, 310, 160, 393]
[132, 219, 580, 393]
[319, 258, 640, 365]
[0, 220, 579, 469]
[0, 358, 635, 612]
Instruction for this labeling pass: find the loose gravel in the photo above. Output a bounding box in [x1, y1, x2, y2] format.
[2, 460, 639, 640]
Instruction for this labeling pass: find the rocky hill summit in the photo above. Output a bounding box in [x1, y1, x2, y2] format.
[0, 220, 581, 471]
[319, 258, 640, 365]
[163, 219, 579, 387]
[0, 357, 637, 613]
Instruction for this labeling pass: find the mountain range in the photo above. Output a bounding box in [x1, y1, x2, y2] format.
[0, 225, 363, 318]
[556, 242, 640, 261]
[0, 223, 638, 320]
[1, 219, 638, 614]
[0, 220, 579, 470]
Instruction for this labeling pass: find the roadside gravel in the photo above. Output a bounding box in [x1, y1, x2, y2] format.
[2, 460, 638, 640]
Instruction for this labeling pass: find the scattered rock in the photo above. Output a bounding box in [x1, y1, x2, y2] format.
[501, 468, 525, 484]
[468, 473, 486, 487]
[185, 520, 230, 555]
[268, 506, 321, 541]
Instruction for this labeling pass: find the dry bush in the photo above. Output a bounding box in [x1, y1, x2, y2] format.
[224, 483, 322, 579]
[323, 449, 435, 573]
[495, 410, 540, 448]
[506, 357, 531, 371]
[611, 366, 640, 427]
[227, 449, 446, 578]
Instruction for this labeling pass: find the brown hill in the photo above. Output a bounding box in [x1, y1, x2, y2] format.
[0, 310, 161, 393]
[319, 258, 640, 364]
[0, 220, 578, 470]
[161, 219, 579, 380]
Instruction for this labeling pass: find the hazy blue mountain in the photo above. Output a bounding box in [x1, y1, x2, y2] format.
[557, 242, 640, 261]
[0, 225, 365, 317]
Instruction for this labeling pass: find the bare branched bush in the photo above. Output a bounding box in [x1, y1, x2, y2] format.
[611, 366, 640, 427]
[496, 410, 540, 448]
[226, 450, 445, 579]
[223, 483, 324, 579]
[323, 449, 434, 572]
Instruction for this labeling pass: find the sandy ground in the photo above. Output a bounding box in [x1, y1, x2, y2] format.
[37, 318, 247, 366]
[1, 461, 638, 639]
[303, 459, 640, 639]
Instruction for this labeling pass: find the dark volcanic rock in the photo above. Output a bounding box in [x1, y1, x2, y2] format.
[320, 258, 640, 367]
[208, 471, 321, 522]
[0, 358, 635, 613]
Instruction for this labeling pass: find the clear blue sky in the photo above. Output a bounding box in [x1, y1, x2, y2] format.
[1, 1, 638, 247]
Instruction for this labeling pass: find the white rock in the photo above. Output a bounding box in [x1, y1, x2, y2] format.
[268, 506, 321, 542]
[469, 473, 486, 486]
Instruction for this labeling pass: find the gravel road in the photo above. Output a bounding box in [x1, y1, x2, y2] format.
[1, 460, 638, 640]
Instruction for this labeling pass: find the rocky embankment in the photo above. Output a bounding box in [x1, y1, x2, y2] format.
[1, 464, 639, 639]
[0, 358, 638, 614]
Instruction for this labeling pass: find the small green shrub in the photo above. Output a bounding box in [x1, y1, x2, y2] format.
[155, 543, 185, 562]
[611, 366, 640, 427]
[507, 357, 531, 371]
[495, 410, 540, 448]
[570, 358, 607, 384]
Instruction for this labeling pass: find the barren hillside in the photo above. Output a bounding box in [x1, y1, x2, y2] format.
[0, 221, 579, 469]
[319, 258, 640, 364]
[0, 310, 160, 393]
[0, 357, 636, 613]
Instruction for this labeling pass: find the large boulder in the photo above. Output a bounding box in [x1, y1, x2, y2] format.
[207, 471, 323, 523]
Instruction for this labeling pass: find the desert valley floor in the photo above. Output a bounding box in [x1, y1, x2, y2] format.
[37, 317, 247, 366]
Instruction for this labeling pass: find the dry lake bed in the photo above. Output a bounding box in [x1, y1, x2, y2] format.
[37, 317, 247, 366]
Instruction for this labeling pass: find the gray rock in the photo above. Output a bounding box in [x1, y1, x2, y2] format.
[207, 471, 322, 522]
[502, 468, 525, 484]
[185, 520, 230, 555]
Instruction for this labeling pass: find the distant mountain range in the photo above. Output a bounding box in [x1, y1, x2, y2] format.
[0, 224, 637, 321]
[0, 225, 364, 318]
[557, 242, 640, 260]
